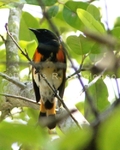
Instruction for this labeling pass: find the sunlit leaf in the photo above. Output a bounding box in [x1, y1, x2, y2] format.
[114, 17, 120, 27]
[0, 50, 6, 71]
[87, 4, 101, 21]
[0, 41, 3, 46]
[111, 27, 120, 39]
[63, 1, 88, 30]
[0, 0, 19, 7]
[76, 101, 85, 115]
[19, 40, 37, 59]
[77, 9, 105, 33]
[19, 11, 40, 41]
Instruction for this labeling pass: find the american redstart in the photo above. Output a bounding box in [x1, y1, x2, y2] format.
[30, 28, 66, 129]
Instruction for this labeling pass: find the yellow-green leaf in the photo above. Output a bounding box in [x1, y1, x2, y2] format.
[77, 9, 105, 33]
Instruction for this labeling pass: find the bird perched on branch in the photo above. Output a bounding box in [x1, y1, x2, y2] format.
[30, 28, 66, 129]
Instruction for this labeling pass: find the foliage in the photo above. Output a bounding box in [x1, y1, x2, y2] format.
[0, 0, 120, 150]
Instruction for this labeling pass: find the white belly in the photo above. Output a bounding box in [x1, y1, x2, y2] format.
[33, 61, 63, 103]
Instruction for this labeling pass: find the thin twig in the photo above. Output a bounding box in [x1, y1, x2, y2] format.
[30, 61, 66, 72]
[40, 74, 81, 128]
[80, 69, 106, 95]
[39, 0, 99, 122]
[84, 30, 116, 47]
[39, 109, 78, 129]
[5, 23, 31, 62]
[91, 97, 120, 128]
[0, 34, 6, 42]
[0, 61, 29, 66]
[104, 0, 110, 31]
[0, 72, 26, 89]
[64, 43, 99, 118]
[39, 0, 60, 37]
[5, 6, 81, 128]
[0, 93, 39, 106]
[66, 55, 87, 80]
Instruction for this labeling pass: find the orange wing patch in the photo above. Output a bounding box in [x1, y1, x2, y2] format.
[33, 49, 43, 62]
[56, 45, 65, 62]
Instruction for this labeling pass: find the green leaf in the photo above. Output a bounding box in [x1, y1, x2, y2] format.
[57, 128, 92, 150]
[0, 50, 6, 71]
[52, 11, 75, 33]
[85, 79, 110, 121]
[67, 35, 93, 55]
[0, 41, 3, 46]
[67, 35, 81, 55]
[0, 0, 19, 7]
[77, 9, 105, 33]
[111, 27, 120, 39]
[97, 107, 120, 150]
[63, 1, 89, 30]
[42, 0, 57, 6]
[25, 0, 39, 5]
[25, 0, 57, 5]
[91, 42, 101, 54]
[76, 101, 85, 115]
[0, 122, 47, 149]
[87, 4, 101, 21]
[19, 11, 40, 41]
[114, 17, 120, 27]
[19, 40, 37, 59]
[94, 79, 109, 110]
[67, 45, 82, 63]
[47, 5, 59, 18]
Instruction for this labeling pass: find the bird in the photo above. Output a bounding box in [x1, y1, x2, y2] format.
[30, 28, 66, 129]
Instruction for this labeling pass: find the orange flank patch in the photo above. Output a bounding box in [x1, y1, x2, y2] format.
[56, 45, 65, 62]
[40, 101, 46, 113]
[33, 49, 43, 63]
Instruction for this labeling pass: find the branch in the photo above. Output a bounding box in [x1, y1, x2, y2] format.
[0, 93, 38, 105]
[0, 61, 29, 66]
[61, 39, 99, 118]
[38, 0, 97, 127]
[39, 0, 60, 37]
[5, 15, 80, 129]
[67, 47, 99, 118]
[0, 72, 26, 89]
[5, 23, 31, 62]
[39, 109, 78, 130]
[84, 30, 117, 48]
[0, 93, 39, 110]
[30, 61, 66, 73]
[91, 98, 120, 128]
[5, 5, 24, 75]
[40, 74, 81, 129]
[5, 24, 66, 72]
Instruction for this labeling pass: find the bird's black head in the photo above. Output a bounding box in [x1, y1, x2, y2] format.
[29, 28, 60, 54]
